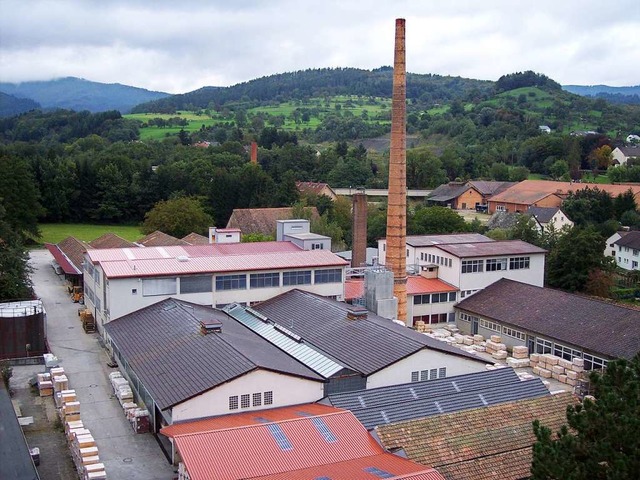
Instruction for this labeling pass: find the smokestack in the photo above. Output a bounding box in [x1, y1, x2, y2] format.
[385, 18, 407, 323]
[351, 191, 368, 268]
[250, 141, 258, 164]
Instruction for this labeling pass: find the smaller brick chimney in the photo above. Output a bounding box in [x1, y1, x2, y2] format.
[250, 141, 258, 164]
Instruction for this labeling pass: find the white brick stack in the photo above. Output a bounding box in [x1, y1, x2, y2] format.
[531, 354, 585, 385]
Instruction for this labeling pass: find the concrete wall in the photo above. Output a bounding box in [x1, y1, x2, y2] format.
[366, 348, 484, 389]
[458, 253, 545, 292]
[171, 369, 324, 423]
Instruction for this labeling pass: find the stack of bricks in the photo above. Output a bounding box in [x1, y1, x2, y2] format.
[506, 346, 530, 368]
[37, 372, 53, 397]
[531, 354, 585, 386]
[69, 428, 104, 479]
[485, 335, 508, 360]
[472, 334, 486, 352]
[413, 320, 427, 333]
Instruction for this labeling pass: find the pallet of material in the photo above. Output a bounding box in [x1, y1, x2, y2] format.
[506, 357, 530, 368]
[39, 381, 53, 397]
[53, 374, 69, 392]
[511, 345, 529, 359]
[491, 350, 508, 360]
[50, 367, 65, 376]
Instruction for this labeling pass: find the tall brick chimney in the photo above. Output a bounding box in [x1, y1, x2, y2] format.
[351, 191, 368, 268]
[385, 18, 407, 322]
[250, 141, 258, 164]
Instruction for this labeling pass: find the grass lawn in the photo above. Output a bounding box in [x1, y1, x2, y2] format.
[38, 224, 143, 245]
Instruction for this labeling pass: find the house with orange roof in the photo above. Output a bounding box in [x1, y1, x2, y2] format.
[296, 181, 337, 201]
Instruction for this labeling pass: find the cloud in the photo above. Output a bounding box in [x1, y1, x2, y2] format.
[1, 0, 638, 93]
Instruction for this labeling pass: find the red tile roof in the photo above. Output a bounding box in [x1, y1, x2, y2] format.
[45, 243, 82, 275]
[406, 277, 457, 295]
[226, 207, 320, 236]
[169, 409, 444, 480]
[296, 181, 336, 198]
[162, 403, 343, 437]
[88, 233, 136, 249]
[136, 230, 190, 246]
[181, 232, 210, 245]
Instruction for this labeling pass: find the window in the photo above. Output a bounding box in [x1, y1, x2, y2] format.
[460, 291, 466, 299]
[496, 205, 506, 212]
[633, 250, 639, 257]
[438, 367, 446, 378]
[633, 261, 638, 269]
[486, 258, 507, 271]
[241, 394, 250, 409]
[229, 396, 239, 410]
[411, 371, 419, 382]
[502, 325, 526, 341]
[459, 312, 478, 323]
[283, 270, 311, 286]
[131, 288, 137, 295]
[509, 257, 530, 270]
[448, 258, 452, 267]
[264, 391, 273, 405]
[448, 292, 457, 302]
[216, 274, 246, 291]
[431, 293, 449, 303]
[142, 278, 177, 296]
[429, 368, 438, 380]
[95, 298, 101, 312]
[429, 313, 448, 324]
[428, 254, 433, 263]
[252, 392, 262, 407]
[314, 268, 342, 284]
[583, 353, 608, 371]
[535, 338, 552, 355]
[554, 343, 582, 361]
[312, 243, 324, 250]
[180, 275, 212, 294]
[413, 368, 445, 381]
[413, 294, 430, 305]
[462, 259, 483, 273]
[250, 272, 280, 289]
[94, 269, 100, 285]
[480, 319, 501, 332]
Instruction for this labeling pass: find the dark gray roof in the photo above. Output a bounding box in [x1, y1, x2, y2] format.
[427, 182, 469, 202]
[456, 279, 640, 360]
[104, 298, 323, 410]
[253, 290, 485, 376]
[617, 146, 640, 157]
[323, 368, 549, 430]
[0, 384, 40, 480]
[468, 181, 517, 196]
[614, 230, 640, 250]
[435, 240, 546, 258]
[405, 233, 494, 248]
[527, 206, 561, 224]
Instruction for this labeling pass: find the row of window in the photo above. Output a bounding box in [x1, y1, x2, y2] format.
[617, 245, 640, 256]
[460, 289, 480, 299]
[229, 390, 273, 410]
[461, 257, 530, 274]
[413, 292, 457, 305]
[411, 367, 447, 382]
[413, 313, 454, 324]
[420, 252, 453, 268]
[140, 269, 343, 297]
[458, 312, 478, 323]
[479, 318, 500, 332]
[535, 339, 608, 371]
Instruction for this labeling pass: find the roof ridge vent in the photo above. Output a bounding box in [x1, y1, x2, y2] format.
[246, 306, 269, 323]
[200, 318, 222, 334]
[177, 255, 189, 262]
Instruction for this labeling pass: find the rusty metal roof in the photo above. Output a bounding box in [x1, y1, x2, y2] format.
[435, 240, 546, 258]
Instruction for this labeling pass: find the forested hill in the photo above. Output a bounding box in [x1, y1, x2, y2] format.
[0, 77, 170, 115]
[131, 67, 494, 113]
[563, 85, 640, 105]
[0, 92, 40, 118]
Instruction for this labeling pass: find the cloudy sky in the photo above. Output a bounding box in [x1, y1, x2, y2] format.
[1, 0, 638, 94]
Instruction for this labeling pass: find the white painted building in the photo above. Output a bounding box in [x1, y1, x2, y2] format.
[612, 231, 640, 270]
[83, 241, 348, 332]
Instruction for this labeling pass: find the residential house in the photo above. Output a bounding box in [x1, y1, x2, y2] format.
[296, 181, 338, 201]
[82, 240, 348, 330]
[376, 392, 577, 480]
[527, 206, 573, 232]
[539, 125, 551, 133]
[487, 180, 640, 213]
[160, 404, 444, 479]
[455, 278, 640, 369]
[226, 207, 320, 237]
[612, 230, 640, 270]
[626, 134, 640, 144]
[605, 230, 630, 258]
[322, 367, 550, 430]
[612, 146, 640, 166]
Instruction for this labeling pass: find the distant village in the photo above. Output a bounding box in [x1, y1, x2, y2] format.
[2, 19, 639, 480]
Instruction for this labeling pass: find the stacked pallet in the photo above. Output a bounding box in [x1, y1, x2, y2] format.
[530, 354, 585, 386]
[505, 345, 531, 368]
[37, 372, 53, 397]
[413, 320, 427, 333]
[109, 371, 150, 434]
[485, 335, 508, 360]
[80, 310, 96, 333]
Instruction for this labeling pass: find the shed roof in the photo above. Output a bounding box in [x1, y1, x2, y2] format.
[88, 233, 136, 249]
[434, 240, 546, 258]
[226, 207, 320, 236]
[613, 230, 640, 250]
[170, 410, 444, 480]
[56, 236, 91, 273]
[376, 392, 577, 480]
[181, 232, 210, 245]
[253, 290, 484, 376]
[324, 368, 549, 430]
[456, 279, 640, 360]
[45, 240, 84, 275]
[104, 298, 323, 410]
[136, 230, 190, 247]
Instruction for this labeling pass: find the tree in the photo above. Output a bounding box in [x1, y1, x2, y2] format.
[546, 226, 610, 292]
[509, 215, 542, 247]
[0, 206, 33, 301]
[549, 159, 569, 180]
[588, 145, 613, 176]
[490, 162, 510, 181]
[613, 189, 637, 220]
[410, 206, 469, 235]
[142, 196, 213, 238]
[531, 355, 640, 479]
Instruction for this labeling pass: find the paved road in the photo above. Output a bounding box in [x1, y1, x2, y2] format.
[29, 249, 175, 480]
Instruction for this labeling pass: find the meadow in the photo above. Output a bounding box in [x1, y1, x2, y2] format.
[37, 224, 143, 245]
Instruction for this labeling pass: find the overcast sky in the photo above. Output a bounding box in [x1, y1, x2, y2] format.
[1, 0, 638, 94]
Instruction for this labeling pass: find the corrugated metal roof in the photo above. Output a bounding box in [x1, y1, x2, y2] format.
[224, 304, 344, 378]
[162, 403, 344, 437]
[104, 298, 323, 410]
[435, 240, 546, 258]
[97, 249, 348, 278]
[406, 277, 457, 295]
[172, 410, 443, 480]
[325, 368, 549, 430]
[253, 290, 484, 375]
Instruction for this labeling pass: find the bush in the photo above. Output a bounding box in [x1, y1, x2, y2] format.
[0, 360, 13, 390]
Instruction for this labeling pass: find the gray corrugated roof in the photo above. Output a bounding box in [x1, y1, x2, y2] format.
[405, 233, 494, 248]
[324, 368, 549, 430]
[427, 183, 469, 202]
[223, 304, 344, 378]
[253, 290, 485, 376]
[456, 279, 640, 360]
[104, 298, 323, 410]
